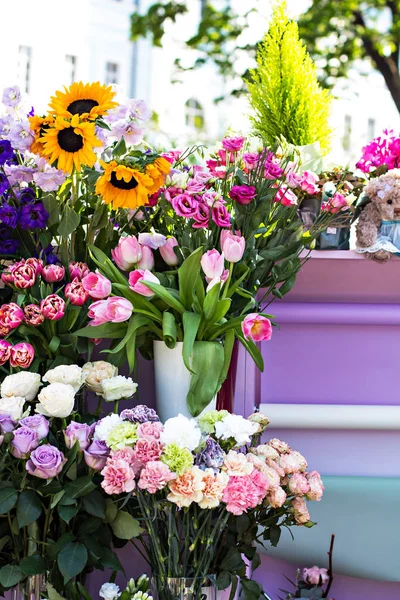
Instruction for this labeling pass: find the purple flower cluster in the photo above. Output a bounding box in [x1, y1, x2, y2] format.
[121, 405, 160, 423]
[194, 438, 224, 473]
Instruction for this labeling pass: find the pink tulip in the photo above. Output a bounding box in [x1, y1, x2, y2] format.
[137, 245, 155, 270]
[12, 263, 36, 289]
[0, 340, 12, 365]
[40, 294, 65, 320]
[300, 170, 319, 195]
[106, 297, 133, 322]
[241, 313, 272, 342]
[10, 342, 35, 368]
[220, 230, 245, 263]
[65, 278, 90, 306]
[1, 269, 14, 286]
[159, 237, 179, 266]
[24, 304, 44, 326]
[69, 261, 90, 280]
[111, 236, 142, 271]
[82, 271, 112, 299]
[88, 300, 109, 326]
[0, 303, 24, 329]
[42, 264, 65, 283]
[129, 269, 160, 297]
[201, 249, 225, 281]
[25, 258, 43, 275]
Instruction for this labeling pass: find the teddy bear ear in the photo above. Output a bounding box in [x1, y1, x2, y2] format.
[364, 178, 384, 200]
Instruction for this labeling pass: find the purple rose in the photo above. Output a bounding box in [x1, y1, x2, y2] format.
[19, 415, 49, 440]
[121, 405, 159, 424]
[64, 421, 91, 450]
[11, 427, 39, 459]
[194, 438, 224, 473]
[84, 439, 110, 471]
[0, 414, 16, 434]
[26, 444, 66, 479]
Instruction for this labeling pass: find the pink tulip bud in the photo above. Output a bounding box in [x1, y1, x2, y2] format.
[241, 313, 272, 342]
[201, 249, 225, 281]
[129, 269, 160, 297]
[0, 340, 12, 365]
[10, 342, 35, 368]
[0, 302, 24, 329]
[12, 263, 36, 289]
[40, 294, 65, 320]
[303, 566, 329, 586]
[42, 264, 65, 283]
[65, 278, 90, 306]
[137, 245, 155, 270]
[82, 271, 112, 300]
[69, 261, 90, 280]
[111, 235, 142, 271]
[159, 237, 179, 266]
[24, 304, 45, 326]
[88, 297, 133, 326]
[220, 230, 245, 263]
[1, 269, 14, 285]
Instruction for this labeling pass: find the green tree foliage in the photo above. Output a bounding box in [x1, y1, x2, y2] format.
[247, 2, 332, 153]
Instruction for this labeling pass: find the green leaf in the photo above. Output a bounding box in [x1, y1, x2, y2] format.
[107, 313, 150, 355]
[162, 311, 177, 348]
[98, 547, 124, 572]
[236, 331, 264, 372]
[78, 516, 103, 536]
[77, 582, 92, 600]
[216, 571, 231, 591]
[46, 583, 67, 600]
[48, 336, 60, 353]
[92, 204, 110, 229]
[178, 246, 203, 309]
[50, 490, 65, 509]
[227, 266, 250, 298]
[74, 323, 127, 339]
[143, 282, 185, 314]
[203, 282, 221, 321]
[19, 554, 47, 575]
[0, 565, 23, 588]
[112, 284, 163, 320]
[110, 511, 143, 540]
[88, 245, 127, 286]
[182, 312, 201, 372]
[220, 548, 245, 572]
[186, 341, 225, 416]
[260, 246, 286, 260]
[104, 499, 118, 523]
[0, 488, 18, 515]
[58, 504, 79, 524]
[65, 476, 96, 499]
[82, 490, 106, 519]
[241, 579, 262, 600]
[57, 541, 88, 584]
[113, 136, 127, 158]
[42, 194, 59, 226]
[58, 205, 81, 238]
[17, 490, 42, 529]
[269, 524, 281, 546]
[278, 274, 297, 297]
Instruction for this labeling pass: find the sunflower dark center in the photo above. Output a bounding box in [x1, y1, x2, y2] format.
[57, 129, 84, 153]
[110, 171, 138, 190]
[67, 99, 99, 115]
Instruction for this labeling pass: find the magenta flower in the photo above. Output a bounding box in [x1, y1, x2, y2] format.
[12, 263, 37, 289]
[26, 444, 66, 479]
[274, 185, 298, 206]
[69, 261, 90, 280]
[111, 235, 142, 271]
[24, 304, 44, 326]
[229, 185, 257, 205]
[212, 204, 231, 228]
[221, 136, 245, 152]
[0, 340, 12, 365]
[0, 303, 24, 330]
[300, 170, 319, 195]
[220, 230, 245, 263]
[159, 237, 179, 266]
[193, 203, 210, 229]
[11, 427, 39, 459]
[42, 264, 65, 283]
[172, 193, 198, 218]
[40, 294, 65, 321]
[241, 313, 272, 342]
[82, 271, 112, 300]
[129, 269, 160, 297]
[10, 342, 35, 369]
[242, 152, 259, 171]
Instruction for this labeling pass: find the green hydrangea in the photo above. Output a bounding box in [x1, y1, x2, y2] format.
[161, 443, 193, 475]
[106, 422, 138, 451]
[198, 410, 229, 434]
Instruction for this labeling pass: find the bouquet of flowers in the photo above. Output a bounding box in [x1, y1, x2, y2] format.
[96, 407, 324, 600]
[356, 129, 400, 174]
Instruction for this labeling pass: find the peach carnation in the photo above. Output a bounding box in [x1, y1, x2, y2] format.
[267, 486, 287, 508]
[279, 450, 308, 474]
[198, 469, 229, 509]
[306, 471, 324, 501]
[292, 497, 311, 524]
[167, 466, 205, 507]
[288, 473, 310, 496]
[222, 450, 253, 476]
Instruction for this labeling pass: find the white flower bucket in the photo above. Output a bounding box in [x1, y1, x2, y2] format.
[153, 341, 216, 422]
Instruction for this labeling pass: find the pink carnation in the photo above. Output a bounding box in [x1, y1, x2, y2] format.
[222, 474, 263, 516]
[133, 438, 163, 464]
[306, 470, 324, 501]
[101, 458, 136, 495]
[292, 496, 310, 525]
[288, 473, 310, 496]
[137, 421, 164, 440]
[279, 450, 308, 474]
[267, 486, 287, 508]
[138, 460, 175, 493]
[110, 447, 141, 474]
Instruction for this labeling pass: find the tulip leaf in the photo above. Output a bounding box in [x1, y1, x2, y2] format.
[0, 488, 18, 515]
[178, 246, 203, 310]
[106, 314, 149, 355]
[58, 206, 81, 238]
[112, 284, 163, 320]
[182, 312, 201, 372]
[218, 329, 235, 388]
[162, 311, 177, 348]
[203, 283, 221, 321]
[235, 331, 264, 372]
[73, 323, 127, 339]
[186, 341, 224, 416]
[16, 490, 42, 529]
[142, 282, 185, 314]
[88, 245, 127, 285]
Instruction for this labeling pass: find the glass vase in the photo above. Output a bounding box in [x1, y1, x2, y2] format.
[10, 575, 46, 600]
[151, 576, 217, 600]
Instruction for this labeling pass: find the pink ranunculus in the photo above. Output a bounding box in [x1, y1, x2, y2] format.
[212, 204, 231, 228]
[285, 170, 302, 188]
[137, 421, 164, 440]
[69, 261, 90, 280]
[229, 185, 257, 205]
[26, 444, 66, 479]
[12, 263, 36, 289]
[10, 427, 39, 459]
[274, 185, 298, 206]
[241, 313, 272, 342]
[292, 496, 311, 525]
[129, 269, 160, 297]
[137, 245, 155, 270]
[65, 279, 89, 306]
[24, 304, 45, 326]
[300, 170, 319, 195]
[159, 237, 179, 266]
[222, 136, 245, 152]
[306, 470, 324, 501]
[105, 297, 133, 323]
[40, 294, 65, 321]
[82, 270, 112, 299]
[279, 450, 308, 474]
[172, 193, 198, 218]
[10, 342, 35, 369]
[138, 460, 175, 494]
[133, 437, 163, 464]
[101, 458, 136, 495]
[0, 302, 24, 330]
[220, 230, 245, 262]
[42, 264, 65, 283]
[201, 249, 225, 281]
[242, 152, 259, 171]
[303, 566, 329, 586]
[193, 202, 210, 229]
[111, 235, 142, 271]
[267, 486, 287, 508]
[0, 340, 12, 365]
[84, 439, 110, 471]
[222, 474, 262, 516]
[288, 472, 310, 496]
[138, 232, 167, 250]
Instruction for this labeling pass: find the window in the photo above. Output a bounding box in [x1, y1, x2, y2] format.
[17, 46, 31, 93]
[342, 114, 352, 151]
[185, 98, 204, 130]
[65, 55, 77, 85]
[367, 117, 376, 141]
[105, 62, 119, 85]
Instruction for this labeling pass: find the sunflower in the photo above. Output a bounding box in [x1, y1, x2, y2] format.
[49, 81, 117, 120]
[145, 157, 172, 194]
[96, 160, 154, 210]
[39, 114, 102, 173]
[28, 114, 55, 154]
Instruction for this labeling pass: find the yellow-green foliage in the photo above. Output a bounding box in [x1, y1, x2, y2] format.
[247, 1, 332, 153]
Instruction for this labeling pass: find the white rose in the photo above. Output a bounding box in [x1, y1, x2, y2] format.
[43, 365, 85, 393]
[160, 414, 201, 451]
[1, 372, 41, 402]
[99, 583, 120, 600]
[35, 383, 75, 418]
[82, 361, 118, 394]
[100, 376, 137, 402]
[0, 396, 25, 420]
[215, 414, 259, 446]
[94, 413, 123, 441]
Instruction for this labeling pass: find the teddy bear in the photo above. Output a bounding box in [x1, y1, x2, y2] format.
[356, 169, 400, 262]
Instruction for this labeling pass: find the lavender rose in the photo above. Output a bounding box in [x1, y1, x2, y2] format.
[20, 415, 49, 440]
[26, 444, 66, 479]
[0, 413, 16, 433]
[64, 421, 91, 450]
[121, 405, 159, 424]
[194, 438, 224, 473]
[11, 427, 39, 458]
[84, 439, 110, 471]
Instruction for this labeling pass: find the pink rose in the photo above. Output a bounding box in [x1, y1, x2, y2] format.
[292, 496, 310, 525]
[137, 421, 164, 440]
[10, 342, 35, 368]
[212, 204, 231, 228]
[129, 269, 160, 297]
[40, 294, 65, 320]
[101, 458, 136, 495]
[42, 264, 65, 283]
[69, 261, 90, 280]
[229, 185, 257, 205]
[303, 566, 329, 586]
[82, 270, 112, 299]
[220, 230, 245, 262]
[0, 340, 12, 365]
[274, 185, 298, 206]
[137, 245, 155, 270]
[288, 473, 310, 496]
[24, 304, 44, 326]
[172, 193, 198, 218]
[133, 438, 163, 464]
[0, 303, 24, 331]
[193, 203, 210, 229]
[306, 471, 324, 501]
[12, 263, 36, 289]
[241, 313, 272, 342]
[138, 460, 175, 494]
[222, 136, 245, 152]
[300, 171, 319, 195]
[201, 249, 225, 281]
[111, 235, 142, 271]
[267, 486, 287, 508]
[159, 237, 179, 266]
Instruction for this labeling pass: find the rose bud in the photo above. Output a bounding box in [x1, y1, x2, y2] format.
[40, 294, 65, 320]
[69, 261, 90, 280]
[24, 304, 45, 326]
[10, 342, 35, 369]
[0, 340, 12, 365]
[159, 236, 179, 266]
[42, 264, 65, 283]
[82, 271, 112, 300]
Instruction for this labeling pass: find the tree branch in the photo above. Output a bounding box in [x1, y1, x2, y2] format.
[324, 534, 335, 598]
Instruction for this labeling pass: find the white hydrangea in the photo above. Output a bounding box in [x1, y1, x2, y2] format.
[100, 376, 138, 402]
[99, 583, 120, 600]
[160, 414, 201, 451]
[43, 365, 85, 393]
[214, 414, 259, 446]
[94, 413, 124, 441]
[1, 372, 41, 402]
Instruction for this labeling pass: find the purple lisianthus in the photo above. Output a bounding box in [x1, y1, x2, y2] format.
[19, 202, 48, 230]
[0, 239, 19, 254]
[20, 415, 49, 440]
[121, 405, 159, 424]
[4, 164, 35, 185]
[84, 439, 110, 471]
[0, 140, 14, 166]
[2, 86, 21, 107]
[11, 426, 39, 459]
[0, 172, 9, 195]
[26, 444, 66, 479]
[0, 116, 13, 138]
[111, 120, 144, 145]
[0, 413, 16, 433]
[64, 421, 91, 450]
[33, 168, 66, 192]
[8, 122, 35, 152]
[0, 203, 19, 228]
[194, 438, 224, 473]
[17, 187, 36, 204]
